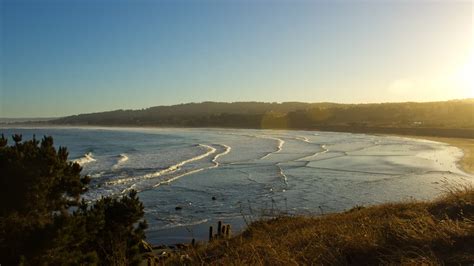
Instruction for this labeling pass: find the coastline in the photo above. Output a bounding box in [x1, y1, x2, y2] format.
[2, 125, 474, 262]
[4, 124, 472, 175]
[393, 135, 473, 175]
[3, 124, 472, 175]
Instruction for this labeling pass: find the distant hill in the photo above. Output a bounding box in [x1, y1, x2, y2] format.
[0, 117, 56, 124]
[51, 101, 338, 127]
[50, 100, 474, 138]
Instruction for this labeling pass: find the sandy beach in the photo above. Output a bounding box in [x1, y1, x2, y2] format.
[401, 136, 473, 175]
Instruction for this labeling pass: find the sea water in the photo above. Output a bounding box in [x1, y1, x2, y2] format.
[1, 126, 472, 244]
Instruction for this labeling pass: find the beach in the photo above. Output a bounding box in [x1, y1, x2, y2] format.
[401, 136, 473, 175]
[2, 127, 472, 246]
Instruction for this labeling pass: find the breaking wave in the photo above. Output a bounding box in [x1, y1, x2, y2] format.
[260, 136, 285, 160]
[112, 154, 129, 169]
[212, 144, 231, 167]
[153, 144, 232, 188]
[108, 144, 216, 186]
[74, 152, 96, 165]
[297, 144, 329, 161]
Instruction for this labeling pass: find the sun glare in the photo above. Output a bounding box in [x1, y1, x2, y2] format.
[454, 50, 474, 98]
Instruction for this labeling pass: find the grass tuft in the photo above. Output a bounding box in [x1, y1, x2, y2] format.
[164, 187, 474, 265]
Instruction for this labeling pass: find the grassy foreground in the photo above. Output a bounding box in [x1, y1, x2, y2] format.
[161, 187, 474, 265]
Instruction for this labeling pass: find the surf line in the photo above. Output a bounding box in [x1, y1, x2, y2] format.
[276, 163, 288, 186]
[211, 144, 231, 168]
[74, 152, 96, 166]
[260, 136, 285, 160]
[153, 144, 232, 188]
[112, 153, 129, 170]
[143, 144, 217, 178]
[107, 144, 217, 186]
[217, 132, 286, 160]
[295, 136, 310, 143]
[296, 144, 329, 162]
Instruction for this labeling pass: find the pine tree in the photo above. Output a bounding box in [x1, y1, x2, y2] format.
[0, 135, 147, 265]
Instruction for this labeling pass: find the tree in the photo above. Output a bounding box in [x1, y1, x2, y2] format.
[0, 135, 147, 265]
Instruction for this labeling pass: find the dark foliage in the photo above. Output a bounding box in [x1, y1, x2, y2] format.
[0, 135, 147, 265]
[50, 100, 474, 137]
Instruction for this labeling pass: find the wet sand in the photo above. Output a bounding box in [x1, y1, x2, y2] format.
[398, 136, 473, 175]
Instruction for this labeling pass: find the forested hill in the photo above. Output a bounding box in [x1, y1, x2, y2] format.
[50, 100, 474, 137]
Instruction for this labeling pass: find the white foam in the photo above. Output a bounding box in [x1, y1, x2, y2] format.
[297, 144, 329, 161]
[112, 154, 129, 169]
[154, 218, 209, 230]
[145, 144, 216, 177]
[107, 144, 216, 185]
[260, 136, 285, 159]
[277, 164, 288, 185]
[153, 144, 232, 188]
[211, 144, 232, 167]
[296, 136, 310, 143]
[153, 167, 206, 187]
[118, 153, 129, 163]
[221, 132, 286, 159]
[74, 152, 96, 165]
[121, 183, 136, 194]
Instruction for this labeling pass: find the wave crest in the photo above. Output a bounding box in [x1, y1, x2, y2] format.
[74, 152, 96, 165]
[260, 136, 285, 160]
[112, 154, 129, 169]
[107, 144, 216, 186]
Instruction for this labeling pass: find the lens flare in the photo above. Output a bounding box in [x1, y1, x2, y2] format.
[454, 50, 474, 97]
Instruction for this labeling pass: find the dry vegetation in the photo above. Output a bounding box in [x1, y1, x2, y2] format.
[163, 187, 474, 265]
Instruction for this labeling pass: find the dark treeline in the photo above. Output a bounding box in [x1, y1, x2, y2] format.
[50, 100, 474, 137]
[0, 135, 148, 265]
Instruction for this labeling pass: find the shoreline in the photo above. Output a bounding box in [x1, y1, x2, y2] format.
[3, 123, 474, 138]
[391, 135, 473, 175]
[3, 124, 472, 175]
[3, 124, 471, 175]
[3, 125, 472, 251]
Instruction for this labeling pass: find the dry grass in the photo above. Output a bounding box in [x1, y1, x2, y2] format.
[165, 187, 474, 265]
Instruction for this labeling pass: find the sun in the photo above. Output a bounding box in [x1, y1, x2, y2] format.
[454, 50, 474, 98]
[437, 49, 474, 99]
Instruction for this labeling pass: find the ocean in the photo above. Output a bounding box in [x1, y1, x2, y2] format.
[1, 126, 472, 244]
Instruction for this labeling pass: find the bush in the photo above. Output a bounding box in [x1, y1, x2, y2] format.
[0, 135, 147, 265]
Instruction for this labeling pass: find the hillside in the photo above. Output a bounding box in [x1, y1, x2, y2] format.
[48, 100, 474, 138]
[160, 187, 474, 265]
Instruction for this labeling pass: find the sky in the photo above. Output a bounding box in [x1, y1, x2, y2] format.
[1, 0, 473, 118]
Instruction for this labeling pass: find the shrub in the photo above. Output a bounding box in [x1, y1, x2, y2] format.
[0, 135, 147, 265]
